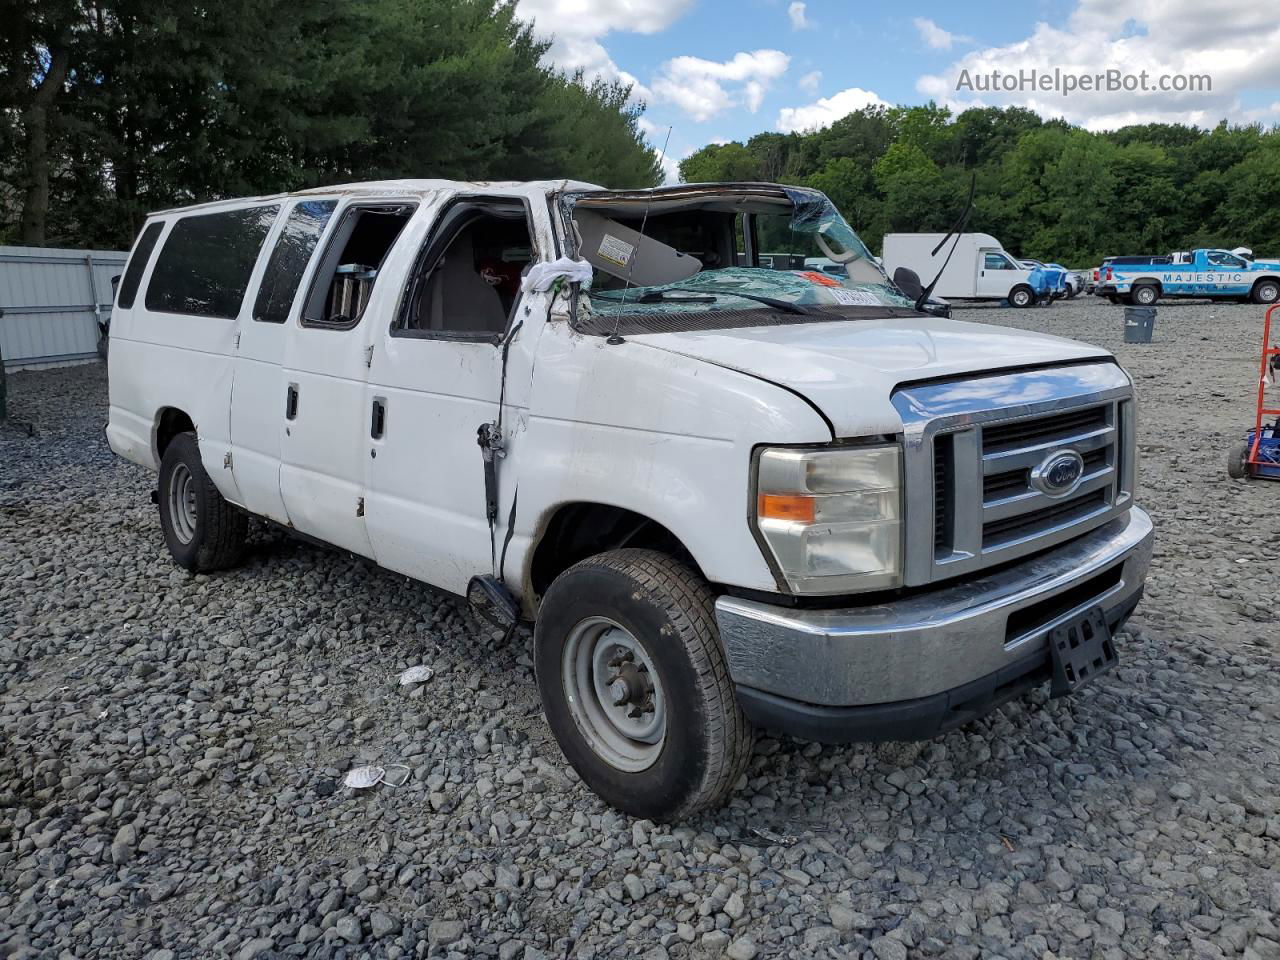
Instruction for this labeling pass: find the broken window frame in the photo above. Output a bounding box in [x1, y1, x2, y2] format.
[299, 200, 418, 332]
[391, 195, 540, 345]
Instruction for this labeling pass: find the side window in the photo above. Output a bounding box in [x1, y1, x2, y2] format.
[254, 200, 338, 323]
[985, 253, 1011, 271]
[117, 222, 165, 309]
[146, 206, 280, 318]
[395, 201, 535, 339]
[302, 204, 415, 328]
[1207, 252, 1245, 269]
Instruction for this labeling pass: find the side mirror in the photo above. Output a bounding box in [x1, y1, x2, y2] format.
[893, 267, 924, 301]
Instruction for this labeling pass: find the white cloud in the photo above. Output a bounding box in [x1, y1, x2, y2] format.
[799, 70, 822, 94]
[514, 0, 695, 102]
[651, 50, 791, 122]
[776, 86, 890, 133]
[913, 17, 966, 50]
[917, 0, 1280, 130]
[788, 2, 811, 30]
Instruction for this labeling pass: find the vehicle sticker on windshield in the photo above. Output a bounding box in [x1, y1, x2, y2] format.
[597, 233, 634, 268]
[828, 288, 882, 306]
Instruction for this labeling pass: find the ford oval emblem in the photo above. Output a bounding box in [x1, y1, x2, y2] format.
[1030, 449, 1085, 497]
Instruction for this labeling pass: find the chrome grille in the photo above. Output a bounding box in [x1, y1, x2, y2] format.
[893, 362, 1135, 587]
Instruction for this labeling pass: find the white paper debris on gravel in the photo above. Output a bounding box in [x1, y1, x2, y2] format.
[398, 665, 434, 685]
[343, 766, 385, 790]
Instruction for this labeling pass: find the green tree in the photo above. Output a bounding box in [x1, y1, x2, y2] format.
[679, 142, 760, 183]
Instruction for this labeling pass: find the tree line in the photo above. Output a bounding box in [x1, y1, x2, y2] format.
[1, 0, 663, 250]
[680, 104, 1280, 267]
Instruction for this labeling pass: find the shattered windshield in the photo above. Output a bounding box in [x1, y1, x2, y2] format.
[565, 186, 915, 334]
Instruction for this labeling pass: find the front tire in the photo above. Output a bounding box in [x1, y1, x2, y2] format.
[1009, 285, 1034, 308]
[1252, 279, 1280, 304]
[534, 549, 752, 821]
[158, 432, 248, 572]
[1227, 441, 1250, 479]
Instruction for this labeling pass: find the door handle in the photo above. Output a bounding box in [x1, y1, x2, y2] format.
[286, 383, 299, 420]
[371, 398, 386, 439]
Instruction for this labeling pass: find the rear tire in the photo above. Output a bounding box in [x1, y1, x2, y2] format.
[1106, 294, 1120, 304]
[1009, 285, 1034, 308]
[158, 432, 248, 572]
[1251, 279, 1280, 304]
[1132, 284, 1159, 306]
[1227, 441, 1250, 479]
[534, 549, 752, 821]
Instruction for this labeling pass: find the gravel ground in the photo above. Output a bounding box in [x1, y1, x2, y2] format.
[2, 297, 1279, 960]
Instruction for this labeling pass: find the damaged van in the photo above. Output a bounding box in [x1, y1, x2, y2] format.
[106, 180, 1153, 820]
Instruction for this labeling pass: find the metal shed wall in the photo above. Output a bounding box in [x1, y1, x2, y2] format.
[0, 244, 128, 370]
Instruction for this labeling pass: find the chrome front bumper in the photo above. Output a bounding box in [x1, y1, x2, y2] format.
[716, 506, 1153, 720]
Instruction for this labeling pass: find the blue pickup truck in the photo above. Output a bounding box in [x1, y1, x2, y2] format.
[1096, 249, 1280, 306]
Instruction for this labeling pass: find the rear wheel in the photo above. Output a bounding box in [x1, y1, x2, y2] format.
[1009, 285, 1034, 308]
[158, 432, 248, 571]
[1106, 294, 1120, 305]
[534, 549, 752, 821]
[1227, 441, 1250, 479]
[1251, 279, 1280, 304]
[1132, 284, 1159, 306]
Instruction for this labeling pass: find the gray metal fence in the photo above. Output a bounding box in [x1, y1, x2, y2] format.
[0, 244, 128, 370]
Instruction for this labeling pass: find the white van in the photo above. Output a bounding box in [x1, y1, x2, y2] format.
[107, 180, 1153, 819]
[883, 232, 1040, 307]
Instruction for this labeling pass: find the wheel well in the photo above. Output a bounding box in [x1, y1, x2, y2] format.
[1252, 276, 1279, 290]
[1132, 278, 1161, 292]
[155, 408, 195, 459]
[528, 503, 699, 600]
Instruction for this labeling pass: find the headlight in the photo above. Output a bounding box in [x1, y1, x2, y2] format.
[754, 445, 902, 594]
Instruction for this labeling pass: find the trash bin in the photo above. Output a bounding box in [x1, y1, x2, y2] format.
[1123, 305, 1156, 343]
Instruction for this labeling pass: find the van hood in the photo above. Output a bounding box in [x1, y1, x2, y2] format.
[631, 316, 1113, 438]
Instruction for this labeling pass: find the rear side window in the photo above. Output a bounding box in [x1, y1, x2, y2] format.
[254, 200, 338, 323]
[146, 205, 280, 318]
[117, 222, 165, 309]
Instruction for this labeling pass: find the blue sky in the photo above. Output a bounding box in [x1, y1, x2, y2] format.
[514, 0, 1280, 179]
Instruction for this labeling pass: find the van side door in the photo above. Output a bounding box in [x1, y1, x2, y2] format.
[230, 198, 339, 524]
[278, 199, 417, 556]
[360, 193, 550, 595]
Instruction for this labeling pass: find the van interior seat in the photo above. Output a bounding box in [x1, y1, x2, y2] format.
[425, 228, 507, 333]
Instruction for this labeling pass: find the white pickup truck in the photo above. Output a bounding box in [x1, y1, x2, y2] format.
[106, 179, 1153, 820]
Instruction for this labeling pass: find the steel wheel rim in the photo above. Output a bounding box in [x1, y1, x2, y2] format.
[1137, 288, 1155, 304]
[1262, 283, 1278, 302]
[1013, 290, 1029, 306]
[168, 463, 197, 544]
[562, 616, 666, 772]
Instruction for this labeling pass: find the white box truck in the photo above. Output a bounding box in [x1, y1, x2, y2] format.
[884, 233, 1040, 307]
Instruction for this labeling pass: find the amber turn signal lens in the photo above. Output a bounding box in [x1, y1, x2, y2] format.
[758, 493, 816, 523]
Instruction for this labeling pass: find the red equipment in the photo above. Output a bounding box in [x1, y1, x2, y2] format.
[1228, 303, 1280, 480]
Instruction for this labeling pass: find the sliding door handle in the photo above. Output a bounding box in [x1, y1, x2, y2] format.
[370, 398, 386, 439]
[286, 383, 299, 420]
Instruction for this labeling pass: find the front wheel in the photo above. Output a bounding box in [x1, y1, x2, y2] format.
[534, 549, 752, 821]
[1009, 285, 1034, 308]
[1227, 441, 1251, 479]
[1252, 279, 1280, 304]
[158, 432, 248, 571]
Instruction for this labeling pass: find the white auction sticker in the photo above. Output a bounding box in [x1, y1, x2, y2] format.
[597, 233, 634, 268]
[828, 288, 881, 306]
